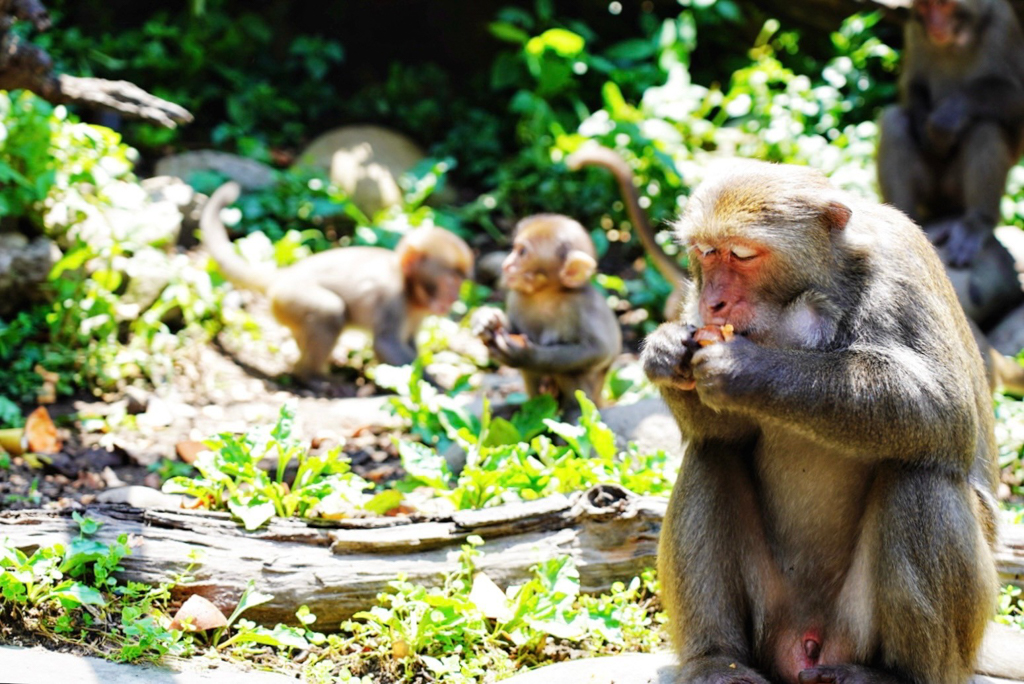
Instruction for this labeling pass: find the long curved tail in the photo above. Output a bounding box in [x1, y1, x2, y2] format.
[566, 144, 689, 285]
[199, 182, 275, 294]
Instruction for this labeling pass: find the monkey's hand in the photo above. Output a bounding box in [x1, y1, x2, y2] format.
[692, 335, 757, 411]
[487, 329, 533, 368]
[470, 306, 508, 344]
[640, 321, 700, 391]
[925, 96, 970, 158]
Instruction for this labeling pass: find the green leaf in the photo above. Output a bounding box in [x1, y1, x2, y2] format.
[510, 395, 559, 441]
[488, 22, 530, 45]
[227, 497, 276, 531]
[481, 417, 522, 448]
[50, 582, 106, 607]
[364, 489, 403, 515]
[225, 580, 275, 628]
[527, 29, 585, 58]
[397, 440, 452, 489]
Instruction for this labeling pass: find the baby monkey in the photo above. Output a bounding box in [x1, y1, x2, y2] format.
[201, 182, 473, 381]
[472, 214, 621, 413]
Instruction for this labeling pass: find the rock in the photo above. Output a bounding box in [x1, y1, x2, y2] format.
[0, 234, 62, 316]
[599, 397, 685, 461]
[143, 175, 204, 247]
[155, 151, 276, 191]
[118, 247, 173, 318]
[123, 386, 150, 415]
[500, 653, 678, 684]
[96, 485, 185, 509]
[328, 395, 403, 434]
[294, 124, 454, 216]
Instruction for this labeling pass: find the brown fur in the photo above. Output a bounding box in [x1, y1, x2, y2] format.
[642, 160, 1022, 684]
[200, 181, 473, 380]
[471, 214, 621, 413]
[878, 0, 1024, 267]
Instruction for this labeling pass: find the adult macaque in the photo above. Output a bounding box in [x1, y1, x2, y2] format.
[567, 145, 689, 320]
[471, 214, 621, 413]
[201, 182, 473, 380]
[643, 160, 1024, 683]
[878, 0, 1024, 267]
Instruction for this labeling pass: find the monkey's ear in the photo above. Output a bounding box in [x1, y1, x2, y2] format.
[399, 245, 422, 276]
[823, 200, 852, 232]
[559, 250, 597, 288]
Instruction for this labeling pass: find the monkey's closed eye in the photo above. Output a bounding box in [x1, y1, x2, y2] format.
[693, 242, 714, 257]
[730, 245, 758, 261]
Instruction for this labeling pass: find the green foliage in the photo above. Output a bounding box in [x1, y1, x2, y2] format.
[378, 364, 676, 510]
[162, 403, 375, 530]
[38, 1, 345, 156]
[995, 395, 1024, 500]
[0, 513, 188, 662]
[997, 584, 1024, 631]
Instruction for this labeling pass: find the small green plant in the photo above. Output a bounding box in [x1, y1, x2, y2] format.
[0, 512, 187, 662]
[997, 584, 1024, 631]
[380, 363, 677, 509]
[162, 403, 381, 529]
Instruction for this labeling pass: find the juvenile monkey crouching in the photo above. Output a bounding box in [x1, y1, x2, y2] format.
[642, 160, 1013, 684]
[471, 214, 621, 415]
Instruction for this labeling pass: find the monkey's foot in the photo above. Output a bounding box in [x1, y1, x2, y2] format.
[797, 665, 903, 684]
[928, 218, 990, 268]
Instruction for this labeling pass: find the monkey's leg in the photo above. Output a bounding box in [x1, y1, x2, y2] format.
[663, 439, 772, 684]
[937, 121, 1015, 267]
[269, 281, 346, 380]
[877, 106, 934, 222]
[801, 466, 996, 684]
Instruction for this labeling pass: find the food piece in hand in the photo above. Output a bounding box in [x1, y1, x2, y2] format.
[694, 323, 735, 347]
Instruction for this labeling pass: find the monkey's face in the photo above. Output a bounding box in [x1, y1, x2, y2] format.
[913, 0, 972, 47]
[690, 239, 782, 342]
[503, 216, 597, 295]
[415, 259, 467, 314]
[501, 238, 552, 294]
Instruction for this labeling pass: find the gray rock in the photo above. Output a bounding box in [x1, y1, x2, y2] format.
[155, 151, 276, 191]
[0, 234, 62, 316]
[599, 397, 685, 461]
[295, 124, 454, 216]
[1, 645, 297, 684]
[501, 653, 678, 684]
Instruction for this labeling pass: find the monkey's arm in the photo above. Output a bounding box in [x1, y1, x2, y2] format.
[926, 77, 1024, 154]
[372, 299, 418, 367]
[489, 331, 615, 374]
[641, 321, 756, 440]
[693, 338, 976, 465]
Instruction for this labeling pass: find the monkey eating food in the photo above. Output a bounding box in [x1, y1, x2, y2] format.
[471, 214, 621, 414]
[878, 0, 1024, 268]
[201, 181, 473, 381]
[642, 159, 1024, 683]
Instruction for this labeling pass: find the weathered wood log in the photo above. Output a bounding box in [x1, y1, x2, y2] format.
[0, 486, 1021, 630]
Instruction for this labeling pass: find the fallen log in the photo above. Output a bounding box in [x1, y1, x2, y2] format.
[0, 485, 1021, 629]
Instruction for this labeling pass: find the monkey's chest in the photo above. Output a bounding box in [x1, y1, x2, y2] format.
[754, 431, 873, 586]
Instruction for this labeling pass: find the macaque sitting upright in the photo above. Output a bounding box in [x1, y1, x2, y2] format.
[201, 182, 473, 381]
[471, 214, 621, 414]
[878, 0, 1024, 267]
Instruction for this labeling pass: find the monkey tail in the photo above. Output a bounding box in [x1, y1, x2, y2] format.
[977, 622, 1024, 679]
[566, 144, 689, 285]
[199, 181, 275, 294]
[989, 347, 1024, 396]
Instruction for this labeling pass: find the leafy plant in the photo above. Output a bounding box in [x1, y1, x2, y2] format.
[162, 403, 380, 530]
[0, 513, 188, 662]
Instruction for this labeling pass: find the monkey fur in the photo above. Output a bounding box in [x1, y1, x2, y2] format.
[642, 159, 1024, 684]
[201, 181, 473, 381]
[878, 0, 1024, 268]
[471, 214, 621, 414]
